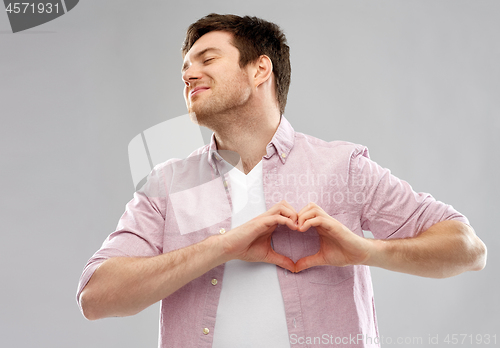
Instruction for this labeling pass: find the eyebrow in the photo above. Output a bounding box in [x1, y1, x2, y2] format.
[182, 47, 223, 72]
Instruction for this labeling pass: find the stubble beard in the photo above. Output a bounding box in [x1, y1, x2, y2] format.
[188, 77, 252, 131]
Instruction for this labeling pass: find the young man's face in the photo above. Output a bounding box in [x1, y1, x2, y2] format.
[182, 31, 253, 127]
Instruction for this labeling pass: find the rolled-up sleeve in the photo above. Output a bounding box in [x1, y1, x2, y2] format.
[350, 146, 469, 240]
[76, 165, 166, 307]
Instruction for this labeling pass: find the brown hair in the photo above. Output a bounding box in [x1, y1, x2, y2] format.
[182, 13, 291, 115]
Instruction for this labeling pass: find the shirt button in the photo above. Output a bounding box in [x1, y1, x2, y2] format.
[281, 152, 287, 158]
[223, 180, 228, 188]
[219, 228, 226, 234]
[203, 328, 210, 335]
[211, 278, 218, 286]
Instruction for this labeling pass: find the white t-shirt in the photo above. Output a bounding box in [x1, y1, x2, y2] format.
[212, 161, 290, 348]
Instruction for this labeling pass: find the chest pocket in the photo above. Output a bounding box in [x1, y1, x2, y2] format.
[305, 265, 355, 285]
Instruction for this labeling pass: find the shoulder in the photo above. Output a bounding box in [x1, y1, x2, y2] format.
[148, 143, 214, 194]
[153, 143, 211, 171]
[293, 131, 370, 160]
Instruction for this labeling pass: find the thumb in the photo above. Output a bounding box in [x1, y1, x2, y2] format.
[265, 250, 296, 273]
[294, 253, 325, 273]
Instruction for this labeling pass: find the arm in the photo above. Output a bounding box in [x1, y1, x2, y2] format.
[294, 203, 487, 278]
[80, 236, 226, 320]
[368, 219, 486, 278]
[79, 201, 298, 320]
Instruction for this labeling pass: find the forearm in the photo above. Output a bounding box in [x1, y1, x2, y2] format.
[80, 235, 228, 320]
[366, 220, 487, 278]
[79, 201, 299, 320]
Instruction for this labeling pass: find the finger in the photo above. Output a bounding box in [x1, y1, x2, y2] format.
[294, 253, 325, 273]
[255, 214, 297, 235]
[297, 208, 317, 229]
[266, 201, 298, 224]
[278, 200, 298, 222]
[300, 215, 343, 234]
[264, 250, 296, 273]
[298, 211, 330, 231]
[297, 203, 329, 228]
[275, 199, 295, 212]
[271, 214, 298, 231]
[299, 211, 324, 230]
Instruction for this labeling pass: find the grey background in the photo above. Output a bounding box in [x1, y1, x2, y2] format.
[1, 1, 498, 347]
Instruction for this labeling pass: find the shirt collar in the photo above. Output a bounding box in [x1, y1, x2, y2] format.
[207, 134, 220, 170]
[207, 115, 295, 167]
[264, 116, 295, 164]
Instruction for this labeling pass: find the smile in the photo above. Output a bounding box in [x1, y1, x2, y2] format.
[190, 87, 210, 98]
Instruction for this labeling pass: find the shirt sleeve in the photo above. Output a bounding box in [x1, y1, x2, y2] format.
[349, 145, 469, 240]
[76, 165, 166, 308]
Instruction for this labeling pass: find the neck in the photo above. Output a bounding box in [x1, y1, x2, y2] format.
[214, 109, 281, 174]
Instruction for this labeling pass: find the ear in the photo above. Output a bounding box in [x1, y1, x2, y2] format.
[253, 55, 273, 88]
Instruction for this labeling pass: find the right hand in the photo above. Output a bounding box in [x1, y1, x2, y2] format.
[220, 200, 298, 272]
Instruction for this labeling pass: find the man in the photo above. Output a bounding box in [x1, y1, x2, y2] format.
[77, 14, 486, 347]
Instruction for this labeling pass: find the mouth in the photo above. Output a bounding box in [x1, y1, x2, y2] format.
[189, 86, 210, 99]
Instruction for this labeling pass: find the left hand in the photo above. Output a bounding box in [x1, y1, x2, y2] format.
[294, 202, 374, 273]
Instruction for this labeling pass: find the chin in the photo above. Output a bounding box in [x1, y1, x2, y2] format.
[188, 111, 200, 125]
[188, 109, 213, 128]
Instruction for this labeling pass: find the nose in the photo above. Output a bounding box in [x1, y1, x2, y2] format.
[182, 64, 201, 86]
